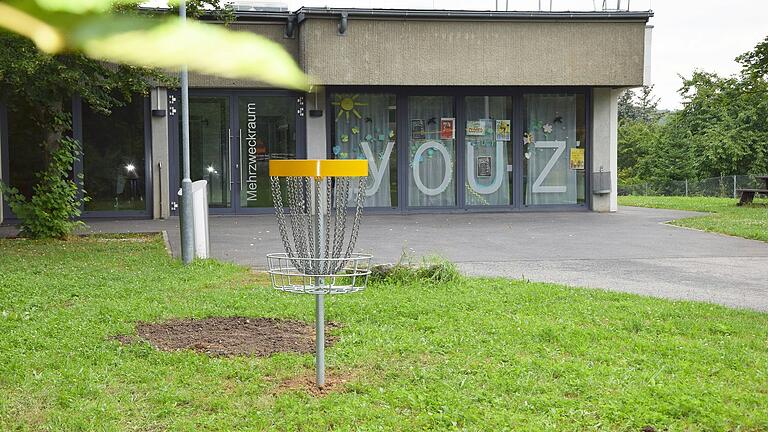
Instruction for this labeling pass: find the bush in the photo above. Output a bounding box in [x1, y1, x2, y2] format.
[2, 137, 88, 239]
[370, 256, 461, 285]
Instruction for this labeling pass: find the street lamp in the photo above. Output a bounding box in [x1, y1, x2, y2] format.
[179, 0, 194, 265]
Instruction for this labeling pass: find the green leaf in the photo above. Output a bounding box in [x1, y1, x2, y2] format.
[32, 0, 125, 14]
[72, 17, 308, 90]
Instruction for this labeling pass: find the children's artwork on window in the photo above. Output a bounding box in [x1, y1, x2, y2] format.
[411, 119, 426, 140]
[569, 147, 585, 170]
[495, 120, 511, 141]
[466, 120, 485, 136]
[440, 118, 455, 140]
[332, 94, 367, 122]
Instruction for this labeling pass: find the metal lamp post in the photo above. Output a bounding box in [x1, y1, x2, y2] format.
[179, 0, 194, 265]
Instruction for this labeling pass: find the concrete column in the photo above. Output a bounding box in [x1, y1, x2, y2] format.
[150, 87, 170, 219]
[305, 86, 327, 159]
[643, 25, 654, 86]
[591, 88, 620, 212]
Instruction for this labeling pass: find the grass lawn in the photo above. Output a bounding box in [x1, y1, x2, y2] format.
[619, 195, 768, 242]
[2, 235, 768, 431]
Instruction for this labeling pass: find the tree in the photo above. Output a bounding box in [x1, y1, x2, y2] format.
[736, 35, 768, 83]
[618, 36, 768, 185]
[617, 85, 664, 183]
[618, 85, 661, 123]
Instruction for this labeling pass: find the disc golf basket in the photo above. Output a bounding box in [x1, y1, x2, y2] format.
[266, 160, 372, 388]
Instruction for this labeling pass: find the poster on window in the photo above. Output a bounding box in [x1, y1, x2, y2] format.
[466, 120, 485, 136]
[495, 120, 511, 141]
[440, 118, 455, 140]
[411, 119, 425, 140]
[569, 148, 585, 170]
[476, 156, 492, 178]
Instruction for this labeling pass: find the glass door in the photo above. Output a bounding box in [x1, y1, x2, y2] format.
[187, 95, 233, 211]
[463, 96, 514, 207]
[235, 95, 298, 211]
[406, 96, 457, 208]
[180, 92, 303, 214]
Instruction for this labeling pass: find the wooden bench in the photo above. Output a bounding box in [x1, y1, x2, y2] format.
[736, 188, 768, 205]
[736, 175, 768, 205]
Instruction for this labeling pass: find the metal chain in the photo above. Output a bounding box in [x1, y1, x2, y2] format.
[271, 177, 296, 262]
[343, 176, 366, 260]
[271, 174, 366, 276]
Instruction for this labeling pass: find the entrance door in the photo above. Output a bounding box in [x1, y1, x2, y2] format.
[235, 95, 299, 211]
[463, 95, 515, 208]
[188, 95, 233, 210]
[181, 92, 304, 214]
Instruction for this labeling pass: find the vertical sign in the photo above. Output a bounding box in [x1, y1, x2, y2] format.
[245, 102, 259, 201]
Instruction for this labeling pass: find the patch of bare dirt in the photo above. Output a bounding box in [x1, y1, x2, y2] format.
[115, 316, 340, 357]
[273, 370, 357, 397]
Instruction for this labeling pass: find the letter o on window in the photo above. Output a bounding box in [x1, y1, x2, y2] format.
[412, 141, 452, 196]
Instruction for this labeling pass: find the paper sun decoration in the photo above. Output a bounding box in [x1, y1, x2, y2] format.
[332, 94, 368, 122]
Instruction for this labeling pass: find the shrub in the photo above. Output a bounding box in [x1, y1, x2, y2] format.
[370, 255, 461, 285]
[2, 137, 88, 239]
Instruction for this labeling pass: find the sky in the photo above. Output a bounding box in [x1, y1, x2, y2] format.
[162, 0, 768, 110]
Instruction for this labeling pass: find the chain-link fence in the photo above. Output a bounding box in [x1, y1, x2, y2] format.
[619, 175, 765, 197]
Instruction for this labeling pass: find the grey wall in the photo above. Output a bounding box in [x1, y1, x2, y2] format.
[150, 87, 170, 219]
[591, 87, 620, 212]
[301, 19, 647, 86]
[305, 86, 327, 159]
[188, 22, 298, 88]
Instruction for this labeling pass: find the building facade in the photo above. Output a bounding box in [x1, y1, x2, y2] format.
[0, 7, 653, 222]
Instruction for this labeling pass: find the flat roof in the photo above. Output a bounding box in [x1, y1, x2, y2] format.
[292, 7, 653, 21]
[143, 5, 653, 23]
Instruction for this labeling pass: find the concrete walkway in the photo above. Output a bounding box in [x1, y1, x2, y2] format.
[3, 207, 768, 311]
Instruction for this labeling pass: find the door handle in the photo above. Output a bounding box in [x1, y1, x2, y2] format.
[227, 128, 232, 191]
[238, 129, 243, 192]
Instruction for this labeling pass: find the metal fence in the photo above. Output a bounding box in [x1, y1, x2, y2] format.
[618, 175, 764, 197]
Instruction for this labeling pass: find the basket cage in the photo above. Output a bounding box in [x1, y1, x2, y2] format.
[267, 173, 371, 294]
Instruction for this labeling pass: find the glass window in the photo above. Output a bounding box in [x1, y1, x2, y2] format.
[464, 96, 513, 206]
[330, 93, 397, 208]
[238, 96, 297, 209]
[523, 93, 586, 206]
[82, 97, 146, 211]
[186, 96, 231, 208]
[407, 96, 455, 207]
[6, 104, 50, 200]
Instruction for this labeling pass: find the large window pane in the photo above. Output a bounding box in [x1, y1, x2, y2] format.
[239, 96, 296, 208]
[6, 105, 50, 200]
[186, 96, 230, 208]
[83, 97, 146, 211]
[407, 96, 455, 207]
[523, 94, 586, 206]
[330, 93, 397, 208]
[464, 96, 513, 206]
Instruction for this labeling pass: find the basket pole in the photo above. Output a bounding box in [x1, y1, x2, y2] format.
[313, 176, 326, 388]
